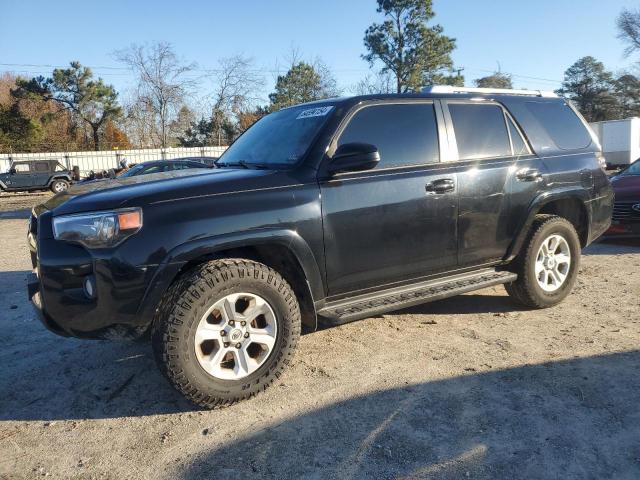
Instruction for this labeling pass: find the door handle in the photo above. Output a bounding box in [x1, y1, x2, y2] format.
[425, 178, 455, 194]
[515, 168, 542, 182]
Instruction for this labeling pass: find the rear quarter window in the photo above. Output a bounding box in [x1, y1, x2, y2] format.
[525, 101, 592, 150]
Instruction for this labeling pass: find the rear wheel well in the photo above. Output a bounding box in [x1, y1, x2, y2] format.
[176, 245, 317, 333]
[538, 198, 589, 247]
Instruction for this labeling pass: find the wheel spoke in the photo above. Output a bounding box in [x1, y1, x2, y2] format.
[555, 253, 570, 265]
[195, 323, 223, 343]
[233, 348, 249, 376]
[249, 331, 276, 350]
[221, 298, 236, 324]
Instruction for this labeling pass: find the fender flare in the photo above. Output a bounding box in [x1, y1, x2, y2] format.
[505, 188, 592, 262]
[137, 228, 324, 331]
[0, 179, 6, 190]
[47, 175, 71, 187]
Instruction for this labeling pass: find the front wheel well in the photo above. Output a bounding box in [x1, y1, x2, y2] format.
[538, 198, 589, 247]
[175, 245, 317, 333]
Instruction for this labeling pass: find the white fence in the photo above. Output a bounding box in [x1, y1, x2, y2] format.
[0, 146, 228, 176]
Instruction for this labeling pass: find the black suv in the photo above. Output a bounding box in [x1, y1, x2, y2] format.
[27, 88, 613, 407]
[1, 159, 72, 193]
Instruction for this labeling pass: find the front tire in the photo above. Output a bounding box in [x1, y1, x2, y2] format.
[50, 179, 69, 193]
[152, 259, 301, 408]
[505, 215, 581, 308]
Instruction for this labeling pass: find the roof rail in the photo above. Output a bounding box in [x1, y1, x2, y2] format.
[422, 85, 558, 98]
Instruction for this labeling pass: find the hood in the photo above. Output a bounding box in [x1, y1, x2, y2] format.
[611, 174, 640, 202]
[42, 167, 283, 215]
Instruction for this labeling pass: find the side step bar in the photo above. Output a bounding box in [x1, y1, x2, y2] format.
[317, 269, 517, 325]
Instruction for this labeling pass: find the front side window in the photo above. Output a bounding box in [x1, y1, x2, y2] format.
[338, 103, 440, 168]
[449, 103, 512, 160]
[13, 163, 30, 173]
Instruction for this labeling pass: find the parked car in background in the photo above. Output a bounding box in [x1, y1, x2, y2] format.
[606, 157, 640, 237]
[172, 156, 219, 167]
[28, 87, 613, 408]
[118, 159, 211, 177]
[0, 160, 72, 193]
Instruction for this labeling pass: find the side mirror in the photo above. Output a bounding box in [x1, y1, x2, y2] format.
[328, 143, 380, 174]
[108, 169, 116, 179]
[9, 168, 16, 175]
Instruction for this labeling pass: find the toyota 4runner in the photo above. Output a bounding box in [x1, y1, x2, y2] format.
[27, 87, 614, 407]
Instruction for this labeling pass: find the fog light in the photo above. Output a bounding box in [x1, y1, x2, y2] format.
[83, 276, 96, 299]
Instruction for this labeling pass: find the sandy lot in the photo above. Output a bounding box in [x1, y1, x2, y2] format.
[1, 192, 640, 479]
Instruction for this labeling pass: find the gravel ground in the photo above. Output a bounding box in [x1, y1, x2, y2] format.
[1, 192, 640, 479]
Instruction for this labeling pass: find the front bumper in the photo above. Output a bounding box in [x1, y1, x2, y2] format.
[27, 272, 70, 337]
[27, 209, 168, 340]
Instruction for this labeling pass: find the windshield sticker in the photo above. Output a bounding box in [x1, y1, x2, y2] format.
[296, 106, 334, 120]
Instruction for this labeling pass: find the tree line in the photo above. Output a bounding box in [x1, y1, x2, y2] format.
[1, 0, 640, 153]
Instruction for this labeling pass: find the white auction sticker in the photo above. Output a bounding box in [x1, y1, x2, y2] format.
[296, 106, 334, 119]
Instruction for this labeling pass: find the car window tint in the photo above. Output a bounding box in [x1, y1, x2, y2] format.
[525, 101, 592, 150]
[34, 162, 49, 172]
[14, 163, 30, 173]
[507, 116, 529, 155]
[338, 103, 440, 168]
[449, 104, 512, 160]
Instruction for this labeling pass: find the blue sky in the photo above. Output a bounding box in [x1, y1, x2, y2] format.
[1, 0, 638, 105]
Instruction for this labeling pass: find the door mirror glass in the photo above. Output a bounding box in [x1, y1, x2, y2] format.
[9, 167, 16, 175]
[328, 143, 380, 174]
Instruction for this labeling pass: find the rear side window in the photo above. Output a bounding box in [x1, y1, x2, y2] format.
[525, 101, 591, 150]
[449, 104, 512, 160]
[338, 103, 440, 168]
[34, 162, 49, 172]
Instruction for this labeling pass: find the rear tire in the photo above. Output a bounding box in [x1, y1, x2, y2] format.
[152, 259, 301, 408]
[505, 215, 581, 308]
[50, 179, 69, 193]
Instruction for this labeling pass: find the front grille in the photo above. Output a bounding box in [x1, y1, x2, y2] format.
[612, 201, 640, 222]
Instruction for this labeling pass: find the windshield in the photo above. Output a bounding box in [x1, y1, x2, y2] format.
[620, 159, 640, 176]
[119, 164, 145, 177]
[217, 105, 334, 168]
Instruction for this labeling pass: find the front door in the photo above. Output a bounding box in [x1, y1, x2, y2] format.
[320, 101, 458, 297]
[7, 162, 34, 189]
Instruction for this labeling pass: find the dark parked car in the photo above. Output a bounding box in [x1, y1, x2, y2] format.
[119, 159, 210, 177]
[27, 87, 613, 408]
[0, 160, 72, 193]
[606, 158, 640, 237]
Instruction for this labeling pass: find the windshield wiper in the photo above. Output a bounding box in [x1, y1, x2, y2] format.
[217, 160, 271, 170]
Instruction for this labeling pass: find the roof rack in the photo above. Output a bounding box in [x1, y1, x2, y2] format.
[422, 85, 558, 98]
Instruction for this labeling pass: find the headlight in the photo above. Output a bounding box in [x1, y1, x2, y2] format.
[52, 208, 143, 248]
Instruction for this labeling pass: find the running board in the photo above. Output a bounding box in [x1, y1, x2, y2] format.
[317, 269, 517, 325]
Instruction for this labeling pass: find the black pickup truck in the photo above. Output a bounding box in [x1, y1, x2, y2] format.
[27, 87, 613, 407]
[1, 159, 72, 193]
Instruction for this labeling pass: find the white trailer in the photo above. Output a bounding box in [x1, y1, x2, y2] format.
[590, 117, 640, 167]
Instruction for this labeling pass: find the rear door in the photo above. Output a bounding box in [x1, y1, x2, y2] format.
[442, 100, 545, 267]
[319, 100, 459, 297]
[32, 161, 52, 187]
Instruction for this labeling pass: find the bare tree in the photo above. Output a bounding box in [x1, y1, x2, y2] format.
[115, 42, 196, 147]
[208, 55, 264, 145]
[618, 8, 640, 57]
[351, 72, 395, 95]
